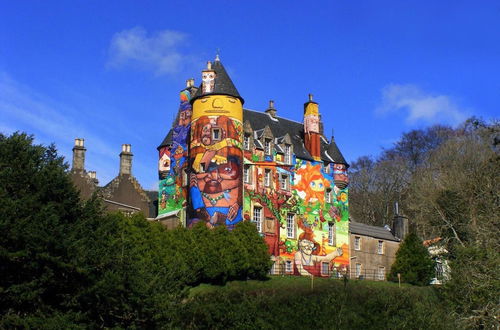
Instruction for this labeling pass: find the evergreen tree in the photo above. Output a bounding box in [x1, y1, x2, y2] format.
[388, 232, 435, 286]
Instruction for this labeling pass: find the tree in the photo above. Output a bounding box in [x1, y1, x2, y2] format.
[388, 232, 435, 286]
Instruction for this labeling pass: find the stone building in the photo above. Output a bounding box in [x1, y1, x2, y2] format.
[349, 214, 408, 280]
[70, 139, 157, 218]
[157, 57, 350, 276]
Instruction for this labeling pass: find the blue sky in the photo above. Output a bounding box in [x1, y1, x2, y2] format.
[1, 1, 499, 190]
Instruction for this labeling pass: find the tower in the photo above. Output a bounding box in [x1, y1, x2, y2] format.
[157, 79, 197, 220]
[188, 57, 244, 229]
[303, 94, 322, 161]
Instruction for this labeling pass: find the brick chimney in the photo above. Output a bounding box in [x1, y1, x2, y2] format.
[72, 138, 86, 172]
[119, 144, 133, 175]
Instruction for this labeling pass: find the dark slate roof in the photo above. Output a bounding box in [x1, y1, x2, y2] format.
[191, 59, 244, 104]
[326, 136, 348, 166]
[350, 221, 400, 242]
[243, 109, 315, 161]
[157, 129, 173, 150]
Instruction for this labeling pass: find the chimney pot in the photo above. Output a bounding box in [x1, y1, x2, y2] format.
[308, 94, 313, 102]
[269, 100, 274, 108]
[207, 61, 212, 70]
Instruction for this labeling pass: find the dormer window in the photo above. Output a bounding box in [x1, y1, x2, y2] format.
[243, 135, 250, 150]
[284, 144, 291, 164]
[264, 139, 271, 155]
[212, 128, 221, 141]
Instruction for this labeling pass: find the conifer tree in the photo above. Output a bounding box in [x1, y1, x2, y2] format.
[388, 232, 435, 286]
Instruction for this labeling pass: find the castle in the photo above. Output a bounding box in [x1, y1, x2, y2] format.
[157, 57, 351, 276]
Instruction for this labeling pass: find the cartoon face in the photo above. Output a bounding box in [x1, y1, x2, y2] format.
[304, 115, 320, 133]
[178, 109, 192, 126]
[202, 70, 216, 94]
[333, 164, 349, 189]
[299, 239, 315, 256]
[196, 160, 240, 195]
[309, 179, 325, 192]
[159, 151, 171, 172]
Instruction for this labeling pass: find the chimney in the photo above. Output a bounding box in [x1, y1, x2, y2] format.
[392, 202, 409, 240]
[87, 170, 98, 184]
[72, 138, 86, 171]
[265, 100, 277, 118]
[119, 144, 133, 175]
[303, 94, 321, 161]
[186, 78, 195, 88]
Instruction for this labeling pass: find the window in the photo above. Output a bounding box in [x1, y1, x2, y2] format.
[322, 262, 330, 275]
[355, 263, 362, 278]
[354, 236, 361, 250]
[285, 260, 292, 273]
[377, 241, 384, 255]
[286, 214, 295, 238]
[243, 135, 250, 150]
[325, 188, 332, 203]
[253, 206, 262, 233]
[328, 223, 335, 246]
[120, 209, 134, 217]
[284, 145, 291, 163]
[378, 267, 385, 281]
[243, 165, 251, 184]
[212, 128, 221, 140]
[264, 139, 271, 155]
[264, 169, 271, 187]
[435, 260, 444, 279]
[182, 168, 188, 186]
[280, 174, 288, 190]
[270, 262, 276, 275]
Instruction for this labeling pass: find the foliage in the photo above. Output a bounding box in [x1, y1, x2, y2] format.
[174, 277, 458, 329]
[350, 118, 500, 327]
[0, 132, 272, 328]
[388, 232, 435, 286]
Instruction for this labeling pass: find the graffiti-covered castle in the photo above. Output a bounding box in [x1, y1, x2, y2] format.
[157, 57, 350, 276]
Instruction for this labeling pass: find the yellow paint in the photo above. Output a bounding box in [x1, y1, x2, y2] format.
[193, 95, 243, 120]
[304, 102, 319, 116]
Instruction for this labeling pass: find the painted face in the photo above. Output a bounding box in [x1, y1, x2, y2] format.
[304, 115, 319, 133]
[310, 179, 325, 192]
[196, 160, 240, 195]
[178, 109, 192, 126]
[333, 164, 349, 189]
[202, 70, 216, 94]
[159, 153, 171, 172]
[299, 239, 315, 256]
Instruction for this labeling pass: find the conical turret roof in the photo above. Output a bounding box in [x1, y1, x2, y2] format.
[191, 58, 244, 104]
[327, 135, 348, 166]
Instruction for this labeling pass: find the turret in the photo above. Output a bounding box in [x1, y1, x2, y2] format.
[303, 94, 321, 161]
[157, 78, 198, 220]
[189, 57, 244, 229]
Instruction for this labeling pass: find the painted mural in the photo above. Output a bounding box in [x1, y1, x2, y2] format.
[158, 89, 192, 216]
[243, 148, 350, 277]
[188, 94, 244, 229]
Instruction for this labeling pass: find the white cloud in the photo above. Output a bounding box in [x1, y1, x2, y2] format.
[107, 27, 190, 76]
[376, 84, 469, 125]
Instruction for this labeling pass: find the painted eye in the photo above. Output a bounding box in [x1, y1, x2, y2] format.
[228, 98, 236, 103]
[310, 182, 315, 187]
[319, 183, 323, 188]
